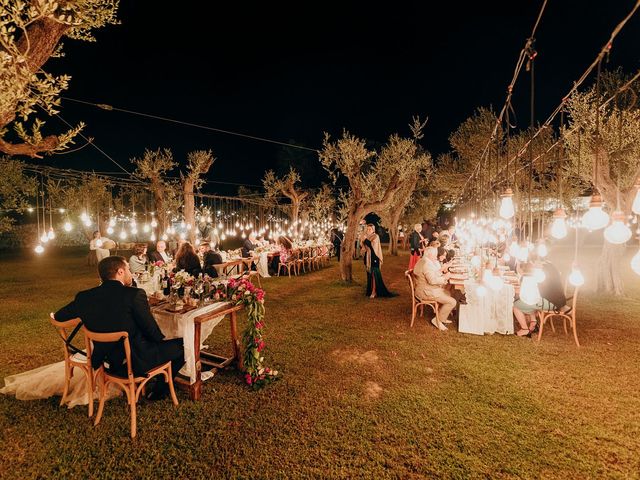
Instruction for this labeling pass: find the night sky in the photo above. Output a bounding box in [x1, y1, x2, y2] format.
[41, 0, 640, 194]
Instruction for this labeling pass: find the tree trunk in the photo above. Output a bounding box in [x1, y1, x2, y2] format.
[339, 210, 362, 282]
[387, 210, 402, 256]
[596, 241, 625, 296]
[184, 178, 196, 244]
[151, 179, 166, 236]
[291, 200, 300, 227]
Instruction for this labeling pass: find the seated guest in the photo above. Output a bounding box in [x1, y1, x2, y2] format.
[413, 247, 456, 331]
[241, 233, 258, 258]
[513, 258, 569, 337]
[149, 240, 172, 264]
[54, 256, 184, 400]
[129, 244, 148, 274]
[174, 241, 202, 276]
[270, 236, 293, 273]
[199, 242, 222, 278]
[90, 230, 112, 262]
[428, 239, 440, 248]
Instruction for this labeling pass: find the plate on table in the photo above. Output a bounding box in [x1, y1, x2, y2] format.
[449, 274, 468, 281]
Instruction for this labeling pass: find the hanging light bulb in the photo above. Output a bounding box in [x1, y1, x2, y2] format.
[221, 233, 227, 240]
[568, 264, 585, 287]
[80, 212, 88, 222]
[179, 232, 186, 240]
[581, 194, 609, 230]
[47, 227, 55, 240]
[106, 226, 114, 235]
[218, 222, 223, 229]
[63, 222, 72, 232]
[143, 224, 150, 233]
[95, 238, 103, 248]
[109, 218, 116, 227]
[632, 179, 640, 215]
[40, 233, 49, 243]
[516, 242, 529, 262]
[119, 230, 127, 240]
[84, 218, 92, 227]
[161, 233, 168, 241]
[150, 233, 156, 242]
[34, 244, 44, 254]
[550, 208, 568, 239]
[533, 263, 546, 283]
[499, 188, 515, 219]
[520, 271, 541, 305]
[150, 219, 158, 228]
[630, 249, 640, 275]
[604, 211, 632, 244]
[131, 227, 138, 235]
[536, 240, 548, 258]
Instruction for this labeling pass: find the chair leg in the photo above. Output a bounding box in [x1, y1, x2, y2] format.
[434, 303, 440, 325]
[563, 317, 568, 335]
[572, 315, 580, 347]
[411, 303, 416, 328]
[94, 372, 107, 427]
[60, 363, 71, 407]
[129, 384, 137, 438]
[85, 368, 94, 418]
[166, 365, 179, 406]
[550, 317, 556, 333]
[537, 313, 545, 342]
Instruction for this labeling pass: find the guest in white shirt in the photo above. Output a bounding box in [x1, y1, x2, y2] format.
[89, 231, 111, 262]
[412, 246, 456, 331]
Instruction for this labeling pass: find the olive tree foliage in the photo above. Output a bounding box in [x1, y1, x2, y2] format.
[262, 167, 309, 227]
[182, 149, 214, 243]
[0, 156, 35, 233]
[302, 183, 336, 238]
[0, 0, 119, 157]
[132, 148, 177, 236]
[563, 70, 640, 295]
[319, 125, 432, 282]
[47, 173, 112, 238]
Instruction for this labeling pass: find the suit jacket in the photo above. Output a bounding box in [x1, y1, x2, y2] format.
[203, 251, 223, 277]
[241, 239, 257, 258]
[149, 250, 171, 264]
[55, 280, 166, 376]
[540, 262, 566, 309]
[413, 257, 447, 300]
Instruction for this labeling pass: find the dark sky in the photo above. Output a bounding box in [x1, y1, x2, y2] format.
[41, 0, 640, 194]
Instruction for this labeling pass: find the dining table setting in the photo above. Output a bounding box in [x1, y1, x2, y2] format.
[447, 253, 521, 336]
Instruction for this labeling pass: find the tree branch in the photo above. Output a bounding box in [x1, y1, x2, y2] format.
[0, 135, 59, 158]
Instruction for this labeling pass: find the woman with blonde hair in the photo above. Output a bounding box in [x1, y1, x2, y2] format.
[408, 223, 425, 270]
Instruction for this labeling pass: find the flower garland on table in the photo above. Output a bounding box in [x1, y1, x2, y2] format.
[226, 277, 279, 389]
[166, 271, 279, 389]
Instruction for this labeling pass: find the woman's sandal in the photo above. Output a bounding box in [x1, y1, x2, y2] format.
[516, 328, 530, 337]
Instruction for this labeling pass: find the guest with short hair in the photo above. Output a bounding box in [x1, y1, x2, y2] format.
[129, 244, 148, 274]
[199, 242, 222, 278]
[149, 240, 172, 264]
[413, 247, 456, 331]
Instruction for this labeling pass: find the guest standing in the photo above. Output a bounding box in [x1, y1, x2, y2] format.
[408, 223, 425, 270]
[330, 228, 343, 261]
[361, 224, 396, 298]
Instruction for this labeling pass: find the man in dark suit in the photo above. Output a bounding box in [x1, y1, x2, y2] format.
[199, 242, 222, 277]
[55, 256, 184, 400]
[148, 240, 172, 264]
[241, 234, 258, 258]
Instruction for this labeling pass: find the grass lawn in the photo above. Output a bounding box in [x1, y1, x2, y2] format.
[1, 245, 639, 479]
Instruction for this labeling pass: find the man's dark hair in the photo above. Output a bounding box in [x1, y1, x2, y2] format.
[97, 256, 127, 282]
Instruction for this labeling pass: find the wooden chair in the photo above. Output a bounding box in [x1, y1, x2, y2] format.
[278, 250, 298, 277]
[84, 328, 179, 438]
[405, 270, 440, 327]
[49, 313, 95, 417]
[537, 284, 580, 347]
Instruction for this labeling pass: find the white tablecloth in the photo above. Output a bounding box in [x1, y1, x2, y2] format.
[152, 301, 231, 384]
[255, 252, 270, 278]
[458, 281, 515, 335]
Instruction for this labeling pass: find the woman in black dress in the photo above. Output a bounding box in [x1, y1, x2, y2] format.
[361, 224, 396, 298]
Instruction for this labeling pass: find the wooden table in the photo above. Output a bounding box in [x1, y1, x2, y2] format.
[153, 301, 245, 401]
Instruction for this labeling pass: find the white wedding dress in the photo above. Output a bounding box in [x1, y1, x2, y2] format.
[1, 354, 120, 408]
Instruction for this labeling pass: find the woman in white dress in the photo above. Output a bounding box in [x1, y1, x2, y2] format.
[89, 231, 111, 262]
